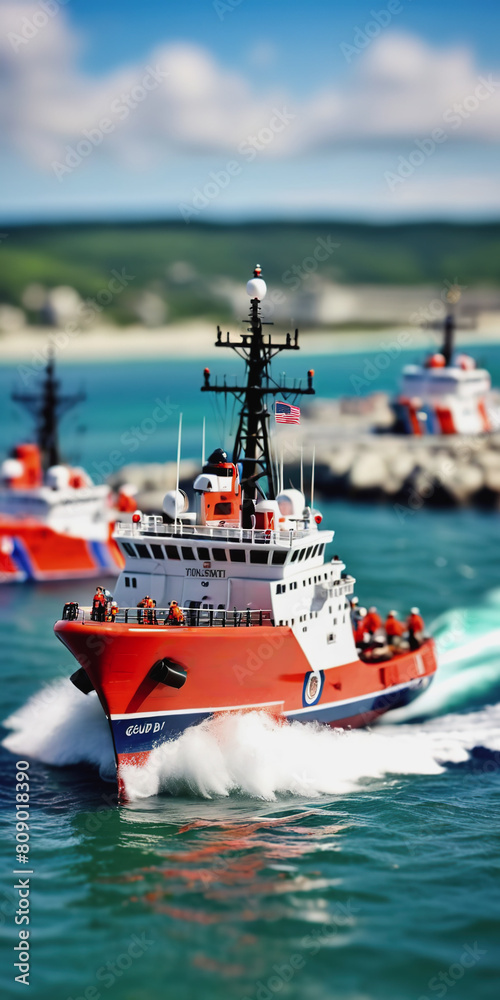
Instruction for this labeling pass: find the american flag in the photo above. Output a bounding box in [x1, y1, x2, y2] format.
[275, 400, 301, 424]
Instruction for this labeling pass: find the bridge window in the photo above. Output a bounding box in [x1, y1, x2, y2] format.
[272, 551, 287, 565]
[230, 549, 246, 562]
[298, 549, 306, 561]
[136, 544, 151, 559]
[318, 544, 325, 556]
[250, 550, 269, 564]
[122, 542, 136, 557]
[165, 545, 180, 560]
[290, 549, 299, 562]
[213, 549, 227, 562]
[306, 547, 313, 558]
[151, 544, 164, 559]
[197, 547, 210, 560]
[181, 546, 195, 560]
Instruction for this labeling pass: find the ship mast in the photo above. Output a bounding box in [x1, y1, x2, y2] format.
[12, 352, 85, 470]
[201, 266, 314, 522]
[426, 286, 463, 366]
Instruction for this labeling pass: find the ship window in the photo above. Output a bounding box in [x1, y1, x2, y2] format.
[318, 544, 325, 556]
[279, 620, 283, 626]
[132, 578, 137, 588]
[125, 577, 130, 587]
[214, 502, 232, 515]
[250, 551, 269, 564]
[334, 618, 337, 625]
[298, 549, 306, 561]
[122, 542, 136, 557]
[312, 545, 319, 557]
[151, 544, 164, 559]
[272, 551, 287, 565]
[136, 544, 151, 559]
[328, 634, 335, 643]
[306, 547, 313, 558]
[165, 546, 180, 560]
[213, 549, 227, 562]
[181, 546, 195, 560]
[230, 549, 246, 562]
[290, 549, 299, 562]
[197, 547, 210, 560]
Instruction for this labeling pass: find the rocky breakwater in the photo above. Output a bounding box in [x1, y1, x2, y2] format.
[312, 433, 500, 509]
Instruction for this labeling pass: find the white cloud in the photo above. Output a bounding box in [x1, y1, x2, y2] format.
[0, 4, 499, 175]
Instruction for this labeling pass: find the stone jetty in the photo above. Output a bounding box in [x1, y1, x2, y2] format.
[109, 396, 500, 512]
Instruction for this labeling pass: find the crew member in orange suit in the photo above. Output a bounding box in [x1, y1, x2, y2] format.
[407, 607, 424, 649]
[362, 606, 382, 636]
[138, 595, 156, 624]
[166, 600, 184, 626]
[385, 610, 405, 649]
[353, 607, 368, 648]
[91, 586, 106, 622]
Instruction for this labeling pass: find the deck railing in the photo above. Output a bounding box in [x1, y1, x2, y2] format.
[61, 603, 274, 628]
[115, 517, 315, 547]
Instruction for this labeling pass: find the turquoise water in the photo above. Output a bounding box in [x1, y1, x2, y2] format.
[1, 347, 500, 1000]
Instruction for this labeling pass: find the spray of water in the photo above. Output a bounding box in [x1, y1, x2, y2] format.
[3, 678, 500, 803]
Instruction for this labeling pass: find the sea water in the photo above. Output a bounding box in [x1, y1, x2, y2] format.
[1, 349, 500, 999]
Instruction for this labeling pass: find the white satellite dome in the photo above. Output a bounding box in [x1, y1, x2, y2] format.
[46, 465, 71, 490]
[1, 458, 24, 482]
[163, 489, 188, 519]
[246, 265, 267, 301]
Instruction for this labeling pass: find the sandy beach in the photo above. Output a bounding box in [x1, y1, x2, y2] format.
[1, 320, 499, 366]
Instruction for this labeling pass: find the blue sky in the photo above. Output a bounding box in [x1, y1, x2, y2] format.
[1, 0, 499, 223]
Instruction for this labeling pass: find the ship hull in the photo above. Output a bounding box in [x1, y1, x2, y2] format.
[0, 519, 124, 583]
[54, 619, 437, 791]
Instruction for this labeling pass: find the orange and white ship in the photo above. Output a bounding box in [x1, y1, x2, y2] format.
[394, 302, 498, 435]
[54, 267, 437, 796]
[0, 356, 128, 582]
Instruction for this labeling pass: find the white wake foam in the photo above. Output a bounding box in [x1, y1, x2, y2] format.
[3, 647, 500, 802]
[119, 704, 500, 802]
[2, 679, 116, 779]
